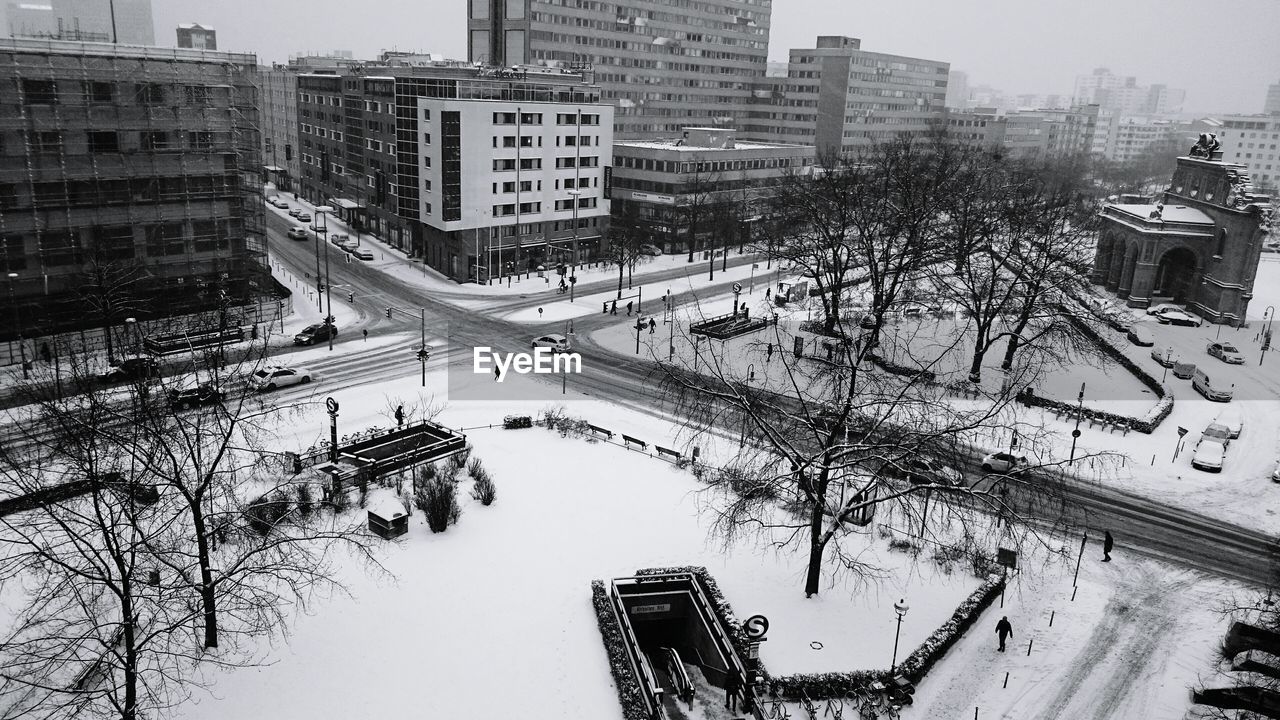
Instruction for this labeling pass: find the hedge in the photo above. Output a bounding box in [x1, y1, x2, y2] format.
[629, 565, 1008, 701]
[590, 580, 649, 720]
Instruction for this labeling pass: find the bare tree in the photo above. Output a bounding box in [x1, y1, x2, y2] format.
[676, 157, 721, 264]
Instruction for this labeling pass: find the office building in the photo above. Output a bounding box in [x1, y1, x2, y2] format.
[466, 0, 771, 139]
[259, 65, 298, 192]
[941, 108, 1005, 148]
[5, 0, 153, 45]
[0, 37, 265, 343]
[1217, 114, 1280, 191]
[1072, 68, 1184, 116]
[176, 22, 215, 50]
[1264, 80, 1280, 115]
[767, 36, 949, 156]
[945, 70, 970, 110]
[611, 127, 814, 253]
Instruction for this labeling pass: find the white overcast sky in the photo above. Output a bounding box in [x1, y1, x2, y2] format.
[143, 0, 1279, 115]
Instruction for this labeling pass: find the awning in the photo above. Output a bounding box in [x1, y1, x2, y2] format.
[263, 165, 285, 172]
[329, 198, 361, 210]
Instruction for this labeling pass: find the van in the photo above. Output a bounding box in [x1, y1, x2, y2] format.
[1192, 368, 1233, 402]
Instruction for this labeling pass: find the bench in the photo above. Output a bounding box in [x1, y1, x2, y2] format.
[621, 434, 647, 451]
[655, 446, 681, 463]
[587, 423, 613, 439]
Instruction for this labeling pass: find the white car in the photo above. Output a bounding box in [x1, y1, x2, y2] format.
[1146, 302, 1184, 316]
[980, 451, 1027, 474]
[351, 248, 374, 261]
[297, 212, 312, 223]
[248, 365, 313, 392]
[1207, 341, 1246, 364]
[1216, 407, 1243, 439]
[287, 208, 302, 218]
[271, 198, 290, 209]
[1191, 439, 1226, 472]
[1271, 461, 1279, 483]
[1153, 308, 1203, 327]
[287, 226, 308, 240]
[531, 334, 571, 352]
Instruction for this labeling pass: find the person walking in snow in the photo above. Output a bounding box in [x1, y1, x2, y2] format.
[1103, 530, 1114, 562]
[725, 670, 742, 711]
[610, 300, 617, 315]
[995, 616, 1013, 652]
[394, 404, 404, 428]
[626, 300, 634, 316]
[648, 318, 657, 334]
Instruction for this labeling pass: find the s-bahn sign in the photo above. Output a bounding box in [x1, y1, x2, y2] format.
[742, 614, 770, 640]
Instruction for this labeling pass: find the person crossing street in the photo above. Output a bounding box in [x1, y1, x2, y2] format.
[995, 616, 1013, 652]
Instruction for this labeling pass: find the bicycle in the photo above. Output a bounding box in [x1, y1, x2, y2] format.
[764, 700, 792, 720]
[824, 696, 844, 719]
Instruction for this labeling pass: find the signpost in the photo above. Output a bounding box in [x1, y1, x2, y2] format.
[732, 281, 743, 317]
[326, 397, 340, 463]
[1173, 425, 1188, 461]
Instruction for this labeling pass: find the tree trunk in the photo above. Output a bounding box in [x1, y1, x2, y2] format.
[190, 498, 218, 648]
[1001, 313, 1032, 370]
[804, 505, 824, 598]
[617, 263, 624, 299]
[968, 346, 986, 384]
[121, 580, 137, 720]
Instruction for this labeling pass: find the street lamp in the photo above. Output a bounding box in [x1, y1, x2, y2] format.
[891, 598, 909, 671]
[1068, 381, 1085, 464]
[6, 272, 26, 379]
[314, 205, 336, 351]
[124, 317, 139, 356]
[1261, 305, 1274, 366]
[567, 189, 581, 302]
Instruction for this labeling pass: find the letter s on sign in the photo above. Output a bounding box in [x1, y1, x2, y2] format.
[743, 614, 770, 640]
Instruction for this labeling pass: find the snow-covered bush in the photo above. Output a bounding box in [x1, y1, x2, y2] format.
[415, 473, 460, 533]
[589, 580, 650, 720]
[503, 415, 533, 429]
[449, 444, 472, 472]
[470, 463, 497, 506]
[294, 482, 315, 517]
[244, 491, 291, 536]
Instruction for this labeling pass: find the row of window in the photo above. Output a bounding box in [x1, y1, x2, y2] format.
[19, 79, 232, 107]
[0, 174, 240, 210]
[18, 129, 223, 154]
[299, 93, 344, 107]
[490, 157, 601, 171]
[489, 177, 599, 195]
[492, 202, 542, 217]
[613, 155, 811, 174]
[491, 112, 603, 126]
[0, 219, 239, 269]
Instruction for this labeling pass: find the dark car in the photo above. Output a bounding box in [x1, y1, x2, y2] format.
[293, 323, 338, 346]
[881, 457, 966, 486]
[100, 355, 160, 383]
[168, 382, 226, 410]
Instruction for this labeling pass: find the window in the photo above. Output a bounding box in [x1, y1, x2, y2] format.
[145, 223, 186, 256]
[0, 236, 25, 272]
[520, 136, 535, 148]
[316, 128, 327, 138]
[333, 164, 344, 176]
[192, 220, 228, 252]
[184, 85, 211, 105]
[519, 201, 540, 213]
[141, 131, 170, 150]
[22, 79, 57, 105]
[580, 156, 599, 168]
[1216, 228, 1227, 257]
[301, 124, 312, 134]
[493, 112, 517, 125]
[494, 158, 516, 171]
[492, 203, 516, 217]
[423, 156, 431, 169]
[503, 136, 517, 148]
[188, 131, 213, 150]
[135, 83, 166, 105]
[332, 131, 342, 142]
[422, 108, 431, 120]
[34, 131, 62, 153]
[88, 131, 119, 153]
[556, 157, 577, 169]
[520, 113, 541, 125]
[85, 81, 114, 103]
[368, 139, 383, 152]
[519, 158, 541, 170]
[556, 113, 577, 125]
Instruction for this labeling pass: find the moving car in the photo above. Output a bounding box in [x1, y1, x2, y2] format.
[531, 333, 571, 352]
[1150, 347, 1177, 368]
[100, 355, 160, 383]
[297, 211, 313, 222]
[980, 451, 1027, 474]
[1153, 308, 1203, 327]
[287, 226, 309, 240]
[1127, 325, 1155, 346]
[271, 198, 290, 209]
[351, 248, 374, 261]
[294, 323, 338, 346]
[168, 382, 226, 410]
[1192, 368, 1233, 402]
[1191, 439, 1226, 472]
[882, 457, 966, 486]
[638, 244, 663, 256]
[287, 208, 302, 218]
[248, 366, 312, 392]
[1207, 341, 1246, 364]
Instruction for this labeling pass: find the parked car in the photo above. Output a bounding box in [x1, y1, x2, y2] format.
[1151, 347, 1177, 368]
[1207, 341, 1246, 364]
[100, 355, 160, 383]
[638, 244, 663, 256]
[168, 382, 226, 410]
[882, 457, 966, 486]
[1272, 461, 1280, 483]
[309, 223, 326, 232]
[351, 248, 374, 261]
[531, 333, 571, 352]
[1172, 362, 1197, 380]
[248, 366, 312, 392]
[1153, 308, 1203, 327]
[287, 207, 302, 218]
[1216, 407, 1243, 439]
[287, 226, 308, 240]
[329, 233, 350, 247]
[858, 312, 879, 329]
[1192, 368, 1233, 402]
[1146, 302, 1184, 316]
[1127, 325, 1155, 346]
[270, 198, 290, 209]
[980, 451, 1027, 474]
[296, 212, 312, 223]
[1191, 439, 1226, 472]
[294, 323, 338, 346]
[339, 240, 359, 253]
[1201, 422, 1233, 446]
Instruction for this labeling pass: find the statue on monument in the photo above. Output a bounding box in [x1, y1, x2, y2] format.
[1188, 133, 1221, 159]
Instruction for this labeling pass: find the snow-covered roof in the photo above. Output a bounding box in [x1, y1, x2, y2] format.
[1110, 204, 1214, 225]
[368, 498, 405, 521]
[615, 139, 807, 152]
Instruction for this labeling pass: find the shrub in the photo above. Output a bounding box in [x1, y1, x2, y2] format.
[503, 415, 533, 429]
[400, 494, 413, 517]
[471, 465, 497, 506]
[417, 474, 460, 533]
[450, 444, 472, 471]
[590, 580, 650, 720]
[294, 482, 314, 517]
[245, 491, 291, 536]
[888, 536, 919, 553]
[467, 456, 484, 478]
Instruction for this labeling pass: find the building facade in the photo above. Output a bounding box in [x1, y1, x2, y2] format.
[764, 36, 949, 156]
[5, 0, 153, 44]
[1094, 151, 1273, 323]
[1266, 81, 1280, 115]
[1217, 114, 1280, 192]
[466, 0, 771, 139]
[258, 65, 298, 192]
[0, 38, 266, 341]
[941, 108, 1005, 148]
[611, 127, 814, 253]
[176, 23, 216, 50]
[1072, 68, 1184, 116]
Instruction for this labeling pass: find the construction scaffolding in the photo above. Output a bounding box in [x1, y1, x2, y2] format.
[0, 37, 269, 351]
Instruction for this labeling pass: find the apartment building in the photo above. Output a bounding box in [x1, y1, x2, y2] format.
[466, 0, 771, 139]
[259, 65, 298, 192]
[0, 38, 265, 341]
[176, 23, 216, 50]
[1218, 114, 1280, 191]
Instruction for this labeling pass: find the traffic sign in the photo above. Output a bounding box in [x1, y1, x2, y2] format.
[742, 614, 770, 640]
[1177, 426, 1188, 437]
[732, 282, 743, 294]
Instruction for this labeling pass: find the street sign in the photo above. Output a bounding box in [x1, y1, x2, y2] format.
[732, 282, 743, 294]
[1177, 426, 1188, 437]
[325, 397, 339, 414]
[743, 614, 770, 640]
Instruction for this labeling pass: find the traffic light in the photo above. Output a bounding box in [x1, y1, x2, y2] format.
[385, 307, 393, 318]
[348, 291, 355, 302]
[318, 282, 326, 293]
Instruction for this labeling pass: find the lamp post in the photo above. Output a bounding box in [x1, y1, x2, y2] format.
[568, 189, 581, 302]
[311, 207, 325, 312]
[1261, 305, 1274, 366]
[124, 317, 139, 356]
[314, 205, 336, 351]
[6, 272, 26, 379]
[1069, 381, 1085, 464]
[891, 598, 909, 671]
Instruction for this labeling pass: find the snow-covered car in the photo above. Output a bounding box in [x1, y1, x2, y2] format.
[1207, 341, 1245, 364]
[531, 334, 571, 352]
[980, 451, 1027, 474]
[296, 212, 312, 223]
[248, 366, 312, 392]
[1216, 407, 1243, 439]
[271, 198, 290, 209]
[309, 223, 326, 232]
[339, 240, 360, 253]
[1126, 325, 1155, 346]
[287, 226, 308, 240]
[1153, 308, 1203, 327]
[882, 457, 966, 486]
[892, 302, 934, 319]
[1201, 422, 1232, 446]
[1171, 361, 1197, 380]
[100, 355, 160, 383]
[1191, 440, 1226, 472]
[1146, 302, 1184, 316]
[1150, 347, 1177, 368]
[287, 207, 302, 218]
[638, 244, 663, 256]
[329, 233, 350, 247]
[351, 248, 374, 261]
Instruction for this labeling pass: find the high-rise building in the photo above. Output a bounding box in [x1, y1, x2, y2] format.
[1265, 81, 1280, 115]
[1072, 67, 1184, 116]
[1217, 114, 1280, 191]
[466, 0, 771, 139]
[0, 37, 266, 343]
[176, 22, 215, 50]
[259, 65, 298, 193]
[763, 36, 948, 155]
[945, 70, 970, 110]
[5, 0, 153, 45]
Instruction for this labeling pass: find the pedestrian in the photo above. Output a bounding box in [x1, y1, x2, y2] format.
[39, 342, 51, 363]
[610, 300, 617, 315]
[626, 300, 634, 316]
[494, 365, 501, 382]
[1103, 530, 1114, 562]
[767, 343, 774, 361]
[765, 287, 772, 301]
[995, 616, 1013, 652]
[395, 404, 404, 428]
[649, 318, 656, 334]
[725, 670, 741, 711]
